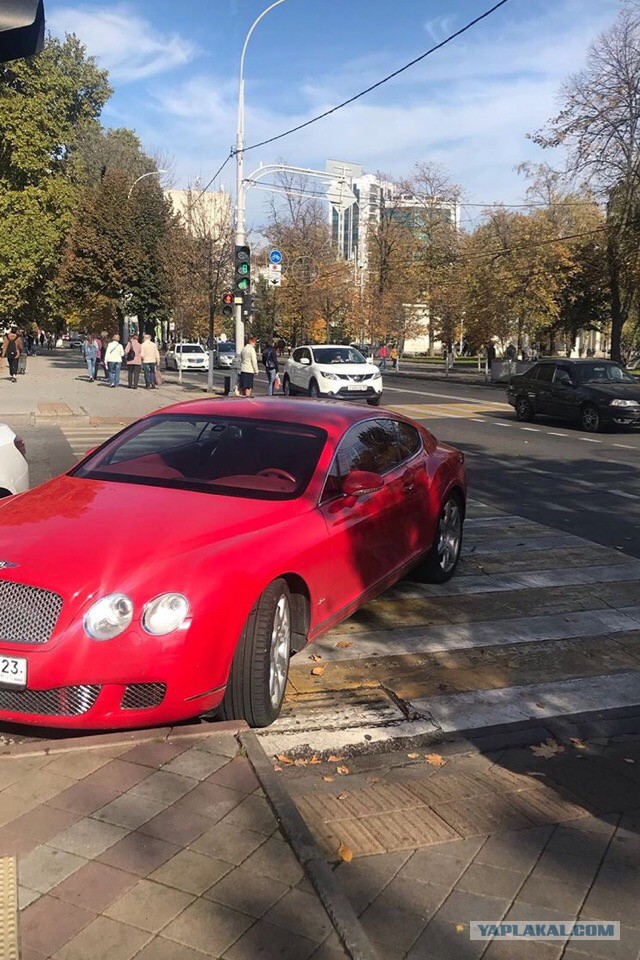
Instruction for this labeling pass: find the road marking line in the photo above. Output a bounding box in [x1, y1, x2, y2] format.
[581, 438, 602, 443]
[613, 444, 637, 450]
[548, 432, 568, 437]
[492, 422, 511, 427]
[521, 427, 540, 432]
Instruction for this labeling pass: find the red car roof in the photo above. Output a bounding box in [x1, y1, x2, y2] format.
[148, 397, 391, 440]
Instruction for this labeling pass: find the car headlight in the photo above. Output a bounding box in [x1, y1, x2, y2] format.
[84, 593, 134, 640]
[321, 371, 339, 380]
[610, 399, 637, 407]
[143, 594, 189, 636]
[373, 370, 382, 380]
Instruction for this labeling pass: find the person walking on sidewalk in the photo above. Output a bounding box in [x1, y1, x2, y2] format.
[17, 329, 28, 375]
[379, 343, 389, 372]
[239, 335, 258, 397]
[124, 334, 142, 389]
[390, 345, 399, 371]
[82, 336, 98, 381]
[141, 334, 160, 389]
[105, 334, 124, 388]
[262, 340, 279, 396]
[2, 328, 22, 382]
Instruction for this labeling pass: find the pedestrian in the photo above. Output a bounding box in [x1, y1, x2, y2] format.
[82, 336, 98, 381]
[262, 340, 279, 396]
[17, 329, 28, 375]
[2, 327, 22, 382]
[486, 341, 496, 371]
[124, 334, 142, 389]
[140, 334, 160, 389]
[93, 334, 103, 380]
[379, 343, 389, 371]
[104, 333, 124, 388]
[390, 346, 398, 371]
[47, 333, 54, 350]
[100, 331, 110, 379]
[239, 334, 258, 397]
[39, 330, 45, 348]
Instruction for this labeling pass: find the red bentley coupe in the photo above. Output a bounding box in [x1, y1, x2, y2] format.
[0, 398, 466, 729]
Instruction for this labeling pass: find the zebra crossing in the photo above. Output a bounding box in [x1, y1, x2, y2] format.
[258, 501, 640, 757]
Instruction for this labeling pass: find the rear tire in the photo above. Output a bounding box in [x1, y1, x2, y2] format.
[580, 403, 601, 433]
[218, 579, 292, 727]
[414, 493, 464, 584]
[515, 395, 534, 422]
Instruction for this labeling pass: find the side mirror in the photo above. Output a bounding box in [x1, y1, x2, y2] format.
[342, 470, 384, 498]
[300, 357, 311, 366]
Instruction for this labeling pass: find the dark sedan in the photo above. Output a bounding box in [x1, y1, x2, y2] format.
[507, 359, 640, 432]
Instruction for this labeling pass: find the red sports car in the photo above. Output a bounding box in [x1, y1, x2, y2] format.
[0, 398, 466, 730]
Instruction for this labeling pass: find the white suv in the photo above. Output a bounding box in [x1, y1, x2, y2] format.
[283, 345, 383, 406]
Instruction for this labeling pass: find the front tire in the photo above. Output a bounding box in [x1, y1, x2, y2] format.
[283, 375, 292, 396]
[218, 579, 292, 727]
[415, 493, 463, 584]
[309, 379, 320, 399]
[367, 395, 382, 406]
[515, 395, 534, 422]
[581, 403, 601, 433]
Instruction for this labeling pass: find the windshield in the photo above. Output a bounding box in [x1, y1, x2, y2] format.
[218, 343, 235, 353]
[70, 415, 327, 501]
[576, 363, 635, 384]
[312, 347, 366, 365]
[178, 345, 205, 354]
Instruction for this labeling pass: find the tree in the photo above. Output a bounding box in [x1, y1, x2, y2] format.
[532, 6, 640, 360]
[0, 34, 111, 326]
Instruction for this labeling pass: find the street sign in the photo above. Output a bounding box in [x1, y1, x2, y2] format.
[268, 262, 282, 287]
[269, 249, 283, 265]
[326, 179, 357, 213]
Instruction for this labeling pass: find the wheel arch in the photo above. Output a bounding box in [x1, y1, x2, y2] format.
[278, 572, 311, 652]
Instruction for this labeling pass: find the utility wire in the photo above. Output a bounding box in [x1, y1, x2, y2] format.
[237, 0, 512, 156]
[457, 226, 607, 262]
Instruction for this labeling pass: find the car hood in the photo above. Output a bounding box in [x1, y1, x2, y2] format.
[0, 475, 294, 600]
[584, 382, 640, 401]
[314, 363, 379, 376]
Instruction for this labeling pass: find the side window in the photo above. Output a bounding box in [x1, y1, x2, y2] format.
[321, 420, 401, 503]
[526, 363, 541, 381]
[553, 366, 572, 384]
[394, 421, 421, 461]
[291, 348, 303, 363]
[536, 364, 555, 383]
[302, 348, 313, 363]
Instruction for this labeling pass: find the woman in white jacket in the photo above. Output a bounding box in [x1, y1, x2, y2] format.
[104, 334, 125, 388]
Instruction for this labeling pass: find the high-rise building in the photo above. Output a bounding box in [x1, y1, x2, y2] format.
[165, 188, 232, 236]
[326, 161, 459, 272]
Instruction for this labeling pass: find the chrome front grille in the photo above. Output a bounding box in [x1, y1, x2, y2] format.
[0, 684, 100, 716]
[0, 581, 63, 645]
[121, 683, 167, 710]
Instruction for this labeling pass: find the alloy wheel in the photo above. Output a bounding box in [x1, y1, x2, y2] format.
[437, 499, 462, 573]
[581, 404, 599, 432]
[269, 594, 291, 708]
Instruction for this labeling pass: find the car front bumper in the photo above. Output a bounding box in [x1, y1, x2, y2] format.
[320, 382, 382, 400]
[0, 624, 226, 729]
[604, 405, 640, 426]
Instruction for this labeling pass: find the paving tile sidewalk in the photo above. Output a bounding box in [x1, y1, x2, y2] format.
[278, 733, 640, 960]
[0, 727, 350, 960]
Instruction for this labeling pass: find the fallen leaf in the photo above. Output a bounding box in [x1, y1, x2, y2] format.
[535, 702, 545, 709]
[293, 759, 308, 767]
[311, 666, 325, 676]
[456, 925, 465, 933]
[275, 754, 294, 765]
[407, 752, 420, 759]
[322, 776, 334, 782]
[335, 641, 352, 649]
[624, 758, 635, 764]
[328, 756, 344, 763]
[274, 765, 283, 773]
[570, 737, 586, 750]
[338, 843, 353, 862]
[425, 753, 446, 767]
[309, 756, 322, 764]
[310, 654, 323, 662]
[338, 793, 348, 800]
[531, 739, 565, 759]
[337, 765, 350, 775]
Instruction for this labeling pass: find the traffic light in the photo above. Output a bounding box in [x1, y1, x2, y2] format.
[241, 295, 253, 321]
[234, 245, 251, 296]
[221, 292, 233, 317]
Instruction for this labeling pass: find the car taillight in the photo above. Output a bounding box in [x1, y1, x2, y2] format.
[14, 436, 26, 460]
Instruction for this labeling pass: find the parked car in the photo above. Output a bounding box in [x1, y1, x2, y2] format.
[507, 359, 640, 432]
[0, 424, 29, 498]
[284, 345, 383, 405]
[214, 342, 236, 368]
[0, 398, 465, 729]
[165, 343, 209, 371]
[65, 333, 86, 349]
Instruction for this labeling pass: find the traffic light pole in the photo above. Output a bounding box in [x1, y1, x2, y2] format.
[234, 0, 287, 353]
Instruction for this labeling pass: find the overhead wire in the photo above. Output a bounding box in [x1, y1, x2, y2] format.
[456, 226, 608, 262]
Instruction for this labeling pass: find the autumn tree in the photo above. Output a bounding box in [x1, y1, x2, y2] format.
[533, 5, 640, 360]
[0, 34, 111, 326]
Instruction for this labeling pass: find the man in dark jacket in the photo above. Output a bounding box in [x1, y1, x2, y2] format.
[2, 328, 22, 382]
[262, 340, 279, 396]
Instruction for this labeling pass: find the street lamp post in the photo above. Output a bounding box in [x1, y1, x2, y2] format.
[235, 0, 287, 352]
[127, 170, 168, 200]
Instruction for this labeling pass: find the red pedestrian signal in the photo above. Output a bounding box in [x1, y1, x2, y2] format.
[221, 292, 233, 317]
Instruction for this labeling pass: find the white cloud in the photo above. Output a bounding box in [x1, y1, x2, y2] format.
[49, 3, 196, 82]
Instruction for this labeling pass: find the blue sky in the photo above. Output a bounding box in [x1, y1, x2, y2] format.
[48, 0, 620, 228]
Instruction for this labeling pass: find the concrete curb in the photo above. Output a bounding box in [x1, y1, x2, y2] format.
[0, 719, 248, 760]
[241, 731, 381, 960]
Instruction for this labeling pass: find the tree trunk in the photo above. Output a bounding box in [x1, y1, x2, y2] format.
[608, 253, 625, 363]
